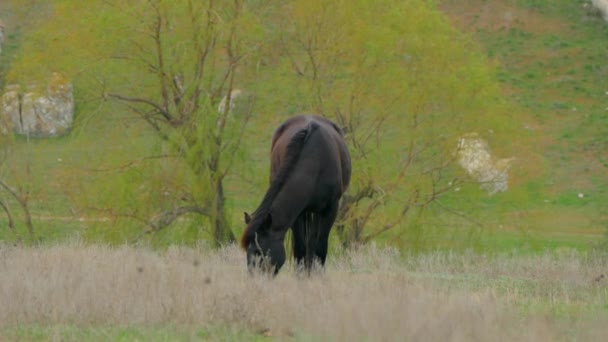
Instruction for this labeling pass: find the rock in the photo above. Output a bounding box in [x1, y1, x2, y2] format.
[0, 18, 4, 54]
[456, 132, 514, 195]
[218, 89, 243, 114]
[1, 73, 74, 138]
[0, 87, 18, 135]
[589, 1, 608, 21]
[217, 89, 255, 117]
[216, 89, 255, 128]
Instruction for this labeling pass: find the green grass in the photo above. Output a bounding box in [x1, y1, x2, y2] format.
[0, 324, 271, 342]
[1, 0, 607, 252]
[447, 0, 607, 231]
[2, 2, 607, 340]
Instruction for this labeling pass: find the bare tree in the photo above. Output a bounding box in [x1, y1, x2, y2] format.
[331, 100, 462, 248]
[0, 179, 34, 240]
[0, 136, 34, 242]
[105, 0, 256, 246]
[274, 0, 476, 248]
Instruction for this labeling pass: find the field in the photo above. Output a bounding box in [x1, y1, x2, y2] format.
[439, 0, 608, 245]
[1, 0, 608, 340]
[1, 243, 608, 341]
[0, 0, 605, 250]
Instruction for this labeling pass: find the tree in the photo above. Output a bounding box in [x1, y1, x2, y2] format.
[256, 0, 516, 248]
[101, 0, 263, 245]
[6, 0, 264, 246]
[0, 134, 34, 242]
[5, 0, 518, 250]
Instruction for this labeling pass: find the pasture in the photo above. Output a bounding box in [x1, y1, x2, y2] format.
[1, 0, 608, 340]
[1, 243, 608, 341]
[0, 0, 604, 250]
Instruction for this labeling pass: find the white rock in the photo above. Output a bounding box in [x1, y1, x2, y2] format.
[218, 89, 244, 114]
[456, 132, 514, 195]
[1, 73, 74, 137]
[0, 19, 5, 54]
[592, 0, 608, 21]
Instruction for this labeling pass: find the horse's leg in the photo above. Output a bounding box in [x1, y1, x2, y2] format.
[304, 212, 317, 272]
[291, 213, 307, 269]
[314, 201, 340, 267]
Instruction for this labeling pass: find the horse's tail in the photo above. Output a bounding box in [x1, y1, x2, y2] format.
[240, 121, 319, 249]
[278, 121, 319, 174]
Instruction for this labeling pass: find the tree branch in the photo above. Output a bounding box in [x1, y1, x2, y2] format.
[0, 179, 34, 239]
[149, 0, 171, 115]
[131, 205, 211, 242]
[80, 154, 175, 173]
[0, 198, 20, 241]
[106, 93, 173, 123]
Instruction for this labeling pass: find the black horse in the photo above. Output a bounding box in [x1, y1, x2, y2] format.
[240, 115, 351, 274]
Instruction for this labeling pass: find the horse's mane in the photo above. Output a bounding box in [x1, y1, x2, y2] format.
[240, 121, 319, 249]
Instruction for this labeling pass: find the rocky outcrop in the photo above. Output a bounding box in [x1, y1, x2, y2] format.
[456, 132, 514, 195]
[1, 73, 74, 138]
[218, 89, 244, 114]
[216, 89, 255, 129]
[590, 0, 608, 21]
[0, 19, 5, 54]
[217, 89, 255, 116]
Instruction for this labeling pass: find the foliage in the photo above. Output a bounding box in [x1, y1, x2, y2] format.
[0, 133, 36, 242]
[251, 0, 519, 247]
[2, 0, 535, 249]
[5, 0, 267, 246]
[439, 0, 608, 248]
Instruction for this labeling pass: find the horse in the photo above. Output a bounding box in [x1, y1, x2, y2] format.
[240, 114, 351, 275]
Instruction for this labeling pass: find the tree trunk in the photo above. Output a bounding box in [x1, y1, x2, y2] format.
[0, 180, 34, 240]
[212, 178, 235, 247]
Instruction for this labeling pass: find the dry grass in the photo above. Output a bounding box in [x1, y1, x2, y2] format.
[1, 243, 607, 341]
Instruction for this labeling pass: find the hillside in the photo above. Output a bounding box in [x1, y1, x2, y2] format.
[439, 0, 607, 241]
[2, 3, 608, 340]
[0, 0, 606, 251]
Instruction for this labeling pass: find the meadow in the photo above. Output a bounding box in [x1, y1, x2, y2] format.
[0, 0, 605, 251]
[1, 0, 607, 339]
[1, 243, 608, 341]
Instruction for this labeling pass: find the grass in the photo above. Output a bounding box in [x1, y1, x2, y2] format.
[1, 243, 608, 340]
[437, 0, 608, 245]
[0, 0, 605, 246]
[1, 1, 607, 339]
[1, 324, 268, 342]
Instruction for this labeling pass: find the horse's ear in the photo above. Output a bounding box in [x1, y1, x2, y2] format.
[244, 212, 252, 224]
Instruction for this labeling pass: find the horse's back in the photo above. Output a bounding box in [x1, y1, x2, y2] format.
[271, 115, 351, 197]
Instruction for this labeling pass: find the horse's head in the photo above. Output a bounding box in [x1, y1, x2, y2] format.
[243, 212, 285, 275]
